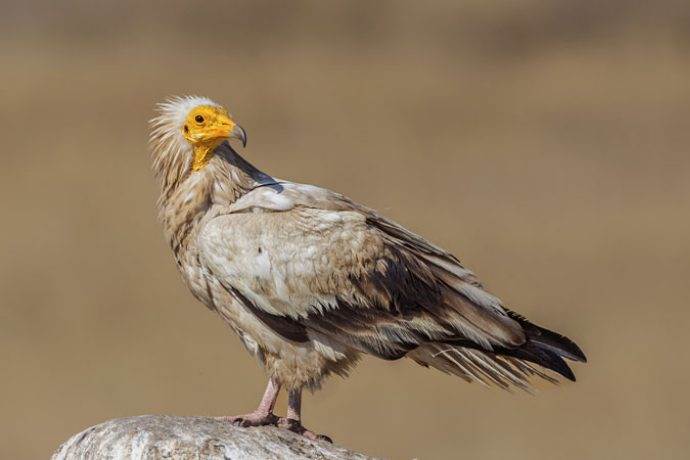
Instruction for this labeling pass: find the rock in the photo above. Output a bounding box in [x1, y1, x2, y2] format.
[52, 415, 374, 460]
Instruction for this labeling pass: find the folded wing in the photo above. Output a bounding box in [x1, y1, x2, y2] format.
[198, 183, 585, 390]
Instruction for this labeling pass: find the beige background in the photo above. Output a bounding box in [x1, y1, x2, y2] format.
[2, 1, 689, 459]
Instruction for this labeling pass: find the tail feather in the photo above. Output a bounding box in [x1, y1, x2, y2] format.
[408, 344, 534, 391]
[498, 340, 576, 381]
[411, 311, 586, 389]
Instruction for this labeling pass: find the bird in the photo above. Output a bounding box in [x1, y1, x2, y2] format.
[149, 95, 586, 442]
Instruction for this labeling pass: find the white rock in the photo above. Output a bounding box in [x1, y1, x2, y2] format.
[52, 415, 374, 460]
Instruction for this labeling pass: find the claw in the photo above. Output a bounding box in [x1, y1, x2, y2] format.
[316, 434, 333, 443]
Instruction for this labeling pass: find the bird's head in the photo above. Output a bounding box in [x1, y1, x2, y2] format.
[182, 105, 247, 151]
[150, 96, 247, 173]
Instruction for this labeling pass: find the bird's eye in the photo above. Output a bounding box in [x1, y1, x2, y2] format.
[195, 115, 204, 123]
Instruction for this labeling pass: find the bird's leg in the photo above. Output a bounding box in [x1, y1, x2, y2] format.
[278, 387, 333, 443]
[219, 377, 281, 427]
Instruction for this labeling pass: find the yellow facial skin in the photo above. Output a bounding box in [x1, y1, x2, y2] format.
[182, 105, 246, 171]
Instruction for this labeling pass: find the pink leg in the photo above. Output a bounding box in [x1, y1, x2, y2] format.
[278, 388, 332, 443]
[218, 377, 281, 427]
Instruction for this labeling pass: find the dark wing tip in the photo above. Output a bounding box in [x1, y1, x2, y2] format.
[554, 357, 577, 381]
[567, 341, 587, 363]
[506, 309, 587, 363]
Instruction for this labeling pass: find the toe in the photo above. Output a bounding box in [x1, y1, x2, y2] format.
[237, 418, 253, 428]
[278, 417, 301, 432]
[219, 413, 278, 427]
[278, 418, 332, 443]
[301, 430, 333, 443]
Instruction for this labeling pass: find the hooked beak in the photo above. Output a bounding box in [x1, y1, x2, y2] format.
[208, 111, 247, 148]
[230, 124, 248, 148]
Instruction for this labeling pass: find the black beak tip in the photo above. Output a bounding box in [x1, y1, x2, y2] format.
[239, 126, 248, 148]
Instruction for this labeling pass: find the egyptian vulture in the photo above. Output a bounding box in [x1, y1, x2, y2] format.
[149, 96, 586, 441]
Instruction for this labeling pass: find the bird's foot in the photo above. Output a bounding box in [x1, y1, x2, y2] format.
[278, 417, 333, 443]
[217, 411, 279, 427]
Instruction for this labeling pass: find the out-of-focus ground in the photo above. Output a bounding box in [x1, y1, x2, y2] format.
[1, 1, 689, 459]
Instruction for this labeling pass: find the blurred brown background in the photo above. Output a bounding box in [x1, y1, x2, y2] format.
[1, 1, 689, 458]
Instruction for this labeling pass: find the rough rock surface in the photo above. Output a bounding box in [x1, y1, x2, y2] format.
[52, 415, 374, 460]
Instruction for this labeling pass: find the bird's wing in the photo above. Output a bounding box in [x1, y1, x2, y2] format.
[198, 182, 527, 362]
